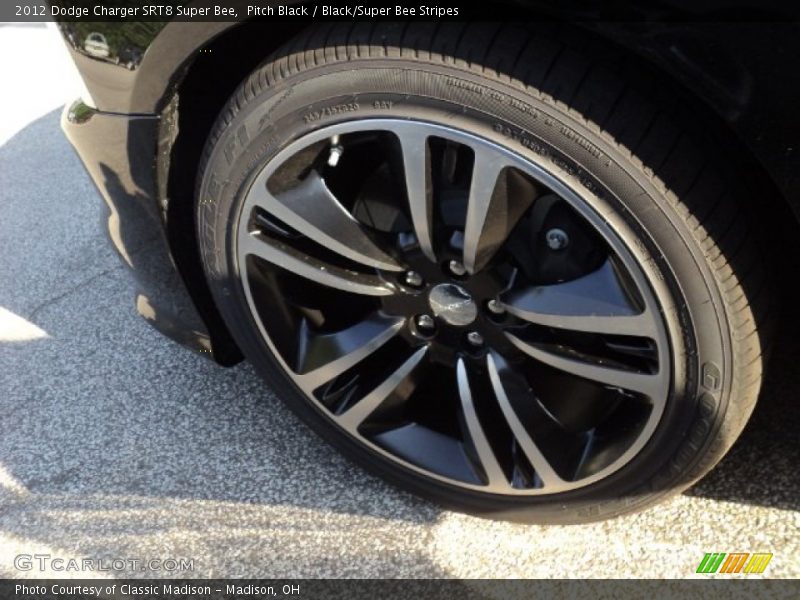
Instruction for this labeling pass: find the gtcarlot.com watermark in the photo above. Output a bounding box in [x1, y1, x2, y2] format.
[14, 553, 194, 573]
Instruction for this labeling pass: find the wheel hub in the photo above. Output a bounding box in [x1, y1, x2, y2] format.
[428, 283, 478, 327]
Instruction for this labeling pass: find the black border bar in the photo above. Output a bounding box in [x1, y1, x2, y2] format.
[4, 579, 800, 600]
[4, 0, 800, 22]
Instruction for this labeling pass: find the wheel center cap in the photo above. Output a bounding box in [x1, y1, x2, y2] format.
[428, 283, 478, 327]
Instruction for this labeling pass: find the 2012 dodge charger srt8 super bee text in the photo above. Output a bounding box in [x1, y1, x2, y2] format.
[55, 5, 800, 523]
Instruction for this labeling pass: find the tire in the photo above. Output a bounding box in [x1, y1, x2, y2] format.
[195, 22, 771, 523]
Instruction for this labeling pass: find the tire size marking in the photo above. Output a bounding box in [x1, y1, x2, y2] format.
[303, 102, 360, 123]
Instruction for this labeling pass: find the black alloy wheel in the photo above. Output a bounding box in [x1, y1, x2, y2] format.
[196, 23, 770, 523]
[235, 119, 672, 495]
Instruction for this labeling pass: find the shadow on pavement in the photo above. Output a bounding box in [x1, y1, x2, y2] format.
[0, 111, 449, 577]
[0, 110, 440, 520]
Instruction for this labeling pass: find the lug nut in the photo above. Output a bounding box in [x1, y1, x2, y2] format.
[416, 314, 435, 331]
[545, 228, 569, 250]
[404, 271, 424, 288]
[466, 331, 484, 346]
[448, 260, 467, 277]
[487, 299, 505, 315]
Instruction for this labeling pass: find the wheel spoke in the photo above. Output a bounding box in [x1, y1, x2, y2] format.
[239, 232, 395, 297]
[393, 127, 436, 262]
[296, 315, 405, 392]
[463, 147, 532, 274]
[338, 346, 428, 431]
[505, 332, 664, 398]
[251, 171, 402, 271]
[503, 308, 653, 337]
[503, 259, 652, 336]
[456, 359, 508, 490]
[487, 353, 567, 489]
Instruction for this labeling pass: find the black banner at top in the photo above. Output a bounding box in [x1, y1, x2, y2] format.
[5, 0, 800, 22]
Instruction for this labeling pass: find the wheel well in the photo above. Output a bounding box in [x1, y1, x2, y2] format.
[164, 20, 799, 366]
[163, 20, 307, 365]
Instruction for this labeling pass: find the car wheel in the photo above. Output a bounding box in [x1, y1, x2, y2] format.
[195, 23, 770, 523]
